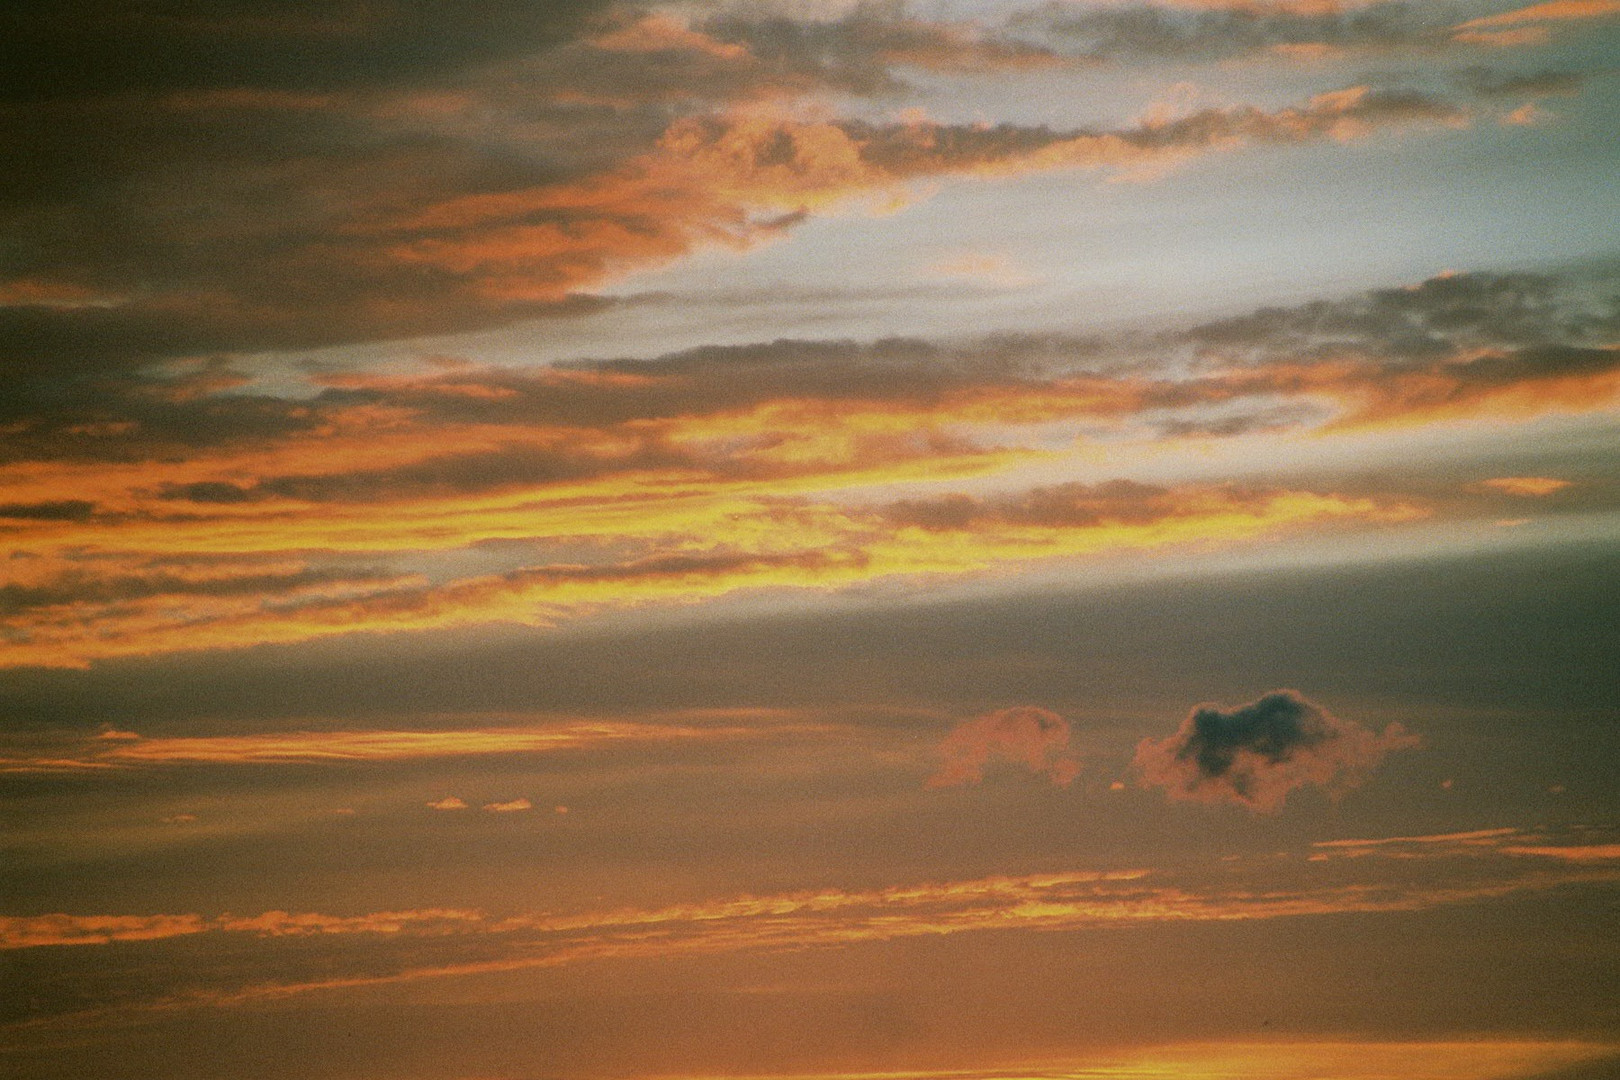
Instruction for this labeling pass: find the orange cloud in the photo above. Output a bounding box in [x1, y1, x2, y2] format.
[0, 716, 824, 771]
[1478, 476, 1572, 496]
[1308, 827, 1620, 862]
[928, 706, 1081, 788]
[668, 1042, 1620, 1080]
[1501, 843, 1620, 861]
[1457, 0, 1620, 27]
[11, 851, 1616, 1029]
[7, 267, 1614, 668]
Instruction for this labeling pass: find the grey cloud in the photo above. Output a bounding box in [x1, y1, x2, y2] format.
[701, 4, 1066, 95]
[1181, 269, 1620, 361]
[1016, 0, 1465, 60]
[6, 264, 1615, 479]
[1134, 690, 1419, 811]
[0, 562, 407, 618]
[884, 480, 1215, 530]
[0, 500, 97, 522]
[1456, 67, 1585, 97]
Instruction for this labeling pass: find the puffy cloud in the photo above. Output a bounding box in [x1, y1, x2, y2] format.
[927, 706, 1081, 787]
[1134, 690, 1419, 810]
[425, 796, 469, 810]
[481, 798, 533, 812]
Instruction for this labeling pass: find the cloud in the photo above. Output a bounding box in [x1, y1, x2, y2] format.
[1455, 0, 1620, 29]
[1020, 0, 1452, 61]
[0, 717, 810, 771]
[482, 798, 533, 812]
[1309, 827, 1620, 862]
[927, 706, 1081, 787]
[7, 845, 1617, 1031]
[1133, 690, 1419, 810]
[1502, 844, 1620, 861]
[0, 478, 1406, 668]
[0, 64, 1475, 406]
[425, 797, 469, 810]
[3, 265, 1614, 667]
[1479, 476, 1572, 496]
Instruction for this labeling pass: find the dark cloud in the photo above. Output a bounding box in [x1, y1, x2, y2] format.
[1455, 67, 1585, 97]
[0, 500, 96, 522]
[1182, 269, 1620, 357]
[0, 560, 408, 619]
[3, 267, 1614, 478]
[884, 480, 1260, 530]
[0, 1, 614, 102]
[1015, 0, 1451, 60]
[1134, 690, 1419, 811]
[701, 4, 1066, 95]
[0, 29, 1474, 411]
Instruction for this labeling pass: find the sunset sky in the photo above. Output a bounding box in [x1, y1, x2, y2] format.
[2, 2, 1618, 1078]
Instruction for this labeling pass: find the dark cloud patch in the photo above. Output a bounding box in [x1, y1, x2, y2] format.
[846, 84, 1465, 178]
[884, 480, 1274, 531]
[0, 53, 1474, 408]
[1134, 690, 1419, 811]
[0, 0, 614, 102]
[701, 5, 1066, 96]
[0, 562, 406, 618]
[1182, 269, 1620, 361]
[1456, 67, 1585, 97]
[1015, 0, 1450, 61]
[157, 441, 697, 506]
[4, 265, 1614, 476]
[0, 500, 96, 522]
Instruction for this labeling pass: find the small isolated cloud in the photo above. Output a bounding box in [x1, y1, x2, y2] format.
[483, 798, 532, 812]
[161, 813, 197, 824]
[1479, 475, 1572, 496]
[927, 706, 1080, 788]
[1134, 690, 1418, 811]
[426, 796, 469, 810]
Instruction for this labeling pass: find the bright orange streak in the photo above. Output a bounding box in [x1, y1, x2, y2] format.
[1501, 844, 1620, 861]
[1478, 476, 1572, 496]
[1457, 0, 1620, 26]
[0, 484, 1410, 667]
[708, 1041, 1619, 1080]
[3, 723, 809, 770]
[9, 850, 1618, 954]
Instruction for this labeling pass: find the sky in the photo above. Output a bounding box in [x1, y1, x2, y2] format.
[1, 2, 1618, 1079]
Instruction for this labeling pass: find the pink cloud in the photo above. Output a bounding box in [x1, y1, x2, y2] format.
[927, 706, 1081, 788]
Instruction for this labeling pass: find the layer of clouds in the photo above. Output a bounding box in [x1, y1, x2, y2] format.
[0, 715, 824, 772]
[927, 705, 1080, 787]
[2, 265, 1615, 666]
[3, 831, 1615, 1034]
[1, 0, 1556, 412]
[1134, 689, 1419, 810]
